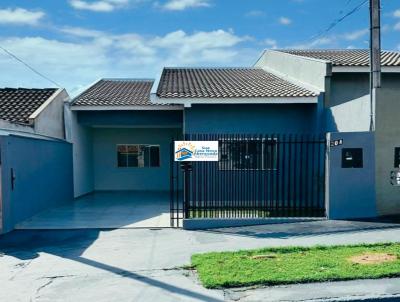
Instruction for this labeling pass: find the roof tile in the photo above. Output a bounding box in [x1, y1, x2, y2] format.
[0, 88, 57, 125]
[71, 79, 167, 106]
[278, 49, 400, 66]
[156, 68, 317, 99]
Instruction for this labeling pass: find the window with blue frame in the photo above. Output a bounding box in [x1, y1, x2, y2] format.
[117, 144, 160, 168]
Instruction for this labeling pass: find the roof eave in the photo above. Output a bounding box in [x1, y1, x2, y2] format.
[332, 66, 400, 73]
[70, 105, 184, 111]
[151, 95, 319, 108]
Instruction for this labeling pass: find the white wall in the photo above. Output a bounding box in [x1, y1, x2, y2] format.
[34, 89, 69, 139]
[326, 94, 371, 132]
[254, 50, 330, 92]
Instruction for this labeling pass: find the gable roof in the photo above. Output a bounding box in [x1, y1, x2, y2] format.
[0, 88, 58, 125]
[277, 49, 400, 67]
[156, 68, 317, 99]
[71, 79, 171, 107]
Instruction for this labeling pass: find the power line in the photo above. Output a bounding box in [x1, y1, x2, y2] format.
[0, 45, 62, 88]
[306, 0, 369, 44]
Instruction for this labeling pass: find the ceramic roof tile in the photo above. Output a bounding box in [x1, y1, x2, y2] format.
[72, 79, 170, 106]
[278, 49, 400, 66]
[156, 68, 317, 99]
[0, 88, 57, 125]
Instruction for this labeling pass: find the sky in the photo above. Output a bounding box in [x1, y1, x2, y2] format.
[0, 0, 399, 95]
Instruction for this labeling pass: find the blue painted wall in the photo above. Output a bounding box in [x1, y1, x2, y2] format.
[184, 104, 318, 134]
[0, 135, 73, 233]
[78, 110, 182, 128]
[327, 131, 376, 219]
[92, 127, 181, 191]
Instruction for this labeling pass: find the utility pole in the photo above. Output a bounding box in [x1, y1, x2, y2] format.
[369, 0, 381, 131]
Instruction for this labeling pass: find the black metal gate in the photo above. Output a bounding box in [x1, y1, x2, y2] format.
[170, 133, 326, 226]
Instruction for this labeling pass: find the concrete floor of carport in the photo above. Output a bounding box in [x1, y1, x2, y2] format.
[16, 191, 171, 229]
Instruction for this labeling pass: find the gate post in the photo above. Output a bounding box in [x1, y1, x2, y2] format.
[181, 162, 192, 219]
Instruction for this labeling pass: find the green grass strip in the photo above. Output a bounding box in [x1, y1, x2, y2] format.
[191, 243, 400, 288]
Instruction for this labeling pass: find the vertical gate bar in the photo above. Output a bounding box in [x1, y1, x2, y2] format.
[233, 133, 237, 218]
[293, 134, 297, 216]
[304, 134, 310, 217]
[299, 135, 304, 216]
[252, 134, 256, 217]
[174, 137, 180, 224]
[264, 134, 268, 217]
[247, 134, 250, 218]
[280, 134, 286, 217]
[203, 133, 207, 218]
[287, 134, 292, 217]
[263, 134, 268, 216]
[310, 134, 316, 216]
[241, 133, 244, 218]
[210, 133, 213, 218]
[211, 133, 218, 218]
[316, 134, 322, 216]
[269, 134, 274, 217]
[275, 134, 280, 217]
[170, 140, 174, 227]
[323, 135, 327, 216]
[257, 134, 265, 217]
[216, 133, 219, 218]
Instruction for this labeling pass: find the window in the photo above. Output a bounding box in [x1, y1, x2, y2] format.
[219, 139, 277, 170]
[341, 148, 363, 168]
[117, 144, 160, 168]
[394, 147, 400, 168]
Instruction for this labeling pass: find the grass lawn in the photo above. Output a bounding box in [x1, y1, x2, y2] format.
[191, 243, 400, 288]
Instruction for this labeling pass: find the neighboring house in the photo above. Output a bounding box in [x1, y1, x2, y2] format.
[0, 88, 73, 234]
[0, 88, 69, 139]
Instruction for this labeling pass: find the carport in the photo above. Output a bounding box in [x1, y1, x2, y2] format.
[16, 191, 170, 229]
[30, 79, 184, 230]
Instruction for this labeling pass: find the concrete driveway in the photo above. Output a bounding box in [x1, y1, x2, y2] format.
[15, 191, 171, 229]
[2, 219, 400, 301]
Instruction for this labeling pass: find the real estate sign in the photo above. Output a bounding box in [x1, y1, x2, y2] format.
[174, 141, 219, 161]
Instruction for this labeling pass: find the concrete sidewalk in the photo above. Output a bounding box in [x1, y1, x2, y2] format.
[1, 220, 400, 301]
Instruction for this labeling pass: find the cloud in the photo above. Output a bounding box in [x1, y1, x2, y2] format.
[159, 0, 210, 11]
[395, 22, 400, 31]
[69, 0, 130, 12]
[342, 29, 368, 41]
[0, 8, 45, 25]
[289, 37, 332, 49]
[393, 9, 400, 18]
[262, 39, 278, 49]
[0, 28, 252, 94]
[278, 17, 292, 25]
[245, 10, 266, 18]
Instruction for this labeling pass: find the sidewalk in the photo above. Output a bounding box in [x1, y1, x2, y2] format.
[1, 219, 400, 301]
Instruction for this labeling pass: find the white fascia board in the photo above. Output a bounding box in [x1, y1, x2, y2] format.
[70, 105, 184, 111]
[151, 95, 318, 108]
[28, 88, 64, 123]
[332, 66, 400, 73]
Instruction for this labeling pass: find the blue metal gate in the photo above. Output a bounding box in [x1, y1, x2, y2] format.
[170, 133, 326, 226]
